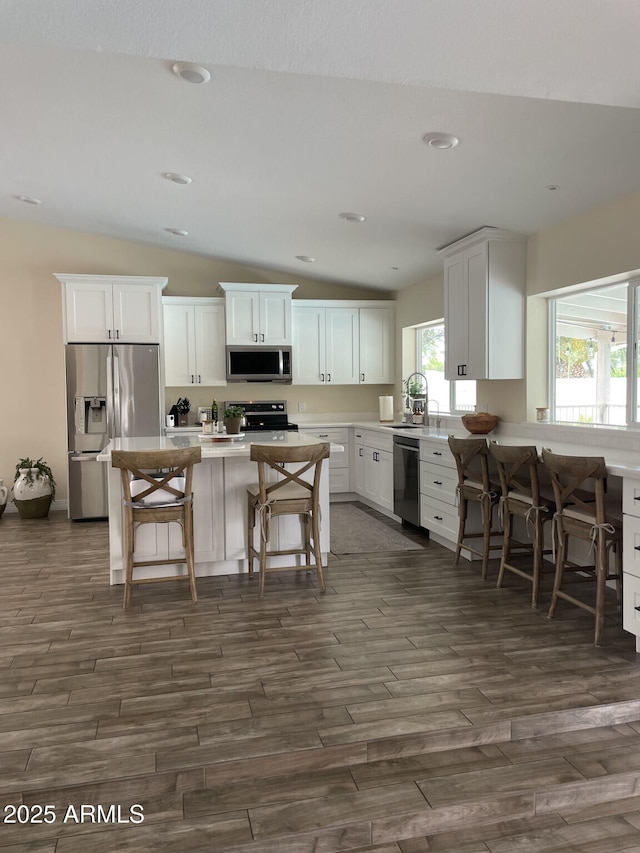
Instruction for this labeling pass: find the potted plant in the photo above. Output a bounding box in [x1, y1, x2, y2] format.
[223, 405, 245, 435]
[13, 457, 56, 519]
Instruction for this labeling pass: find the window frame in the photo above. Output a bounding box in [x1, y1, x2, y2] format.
[415, 321, 476, 414]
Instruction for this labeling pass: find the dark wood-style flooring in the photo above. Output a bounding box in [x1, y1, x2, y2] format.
[3, 506, 640, 852]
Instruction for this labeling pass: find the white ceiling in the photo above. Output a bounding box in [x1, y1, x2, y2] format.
[3, 0, 640, 291]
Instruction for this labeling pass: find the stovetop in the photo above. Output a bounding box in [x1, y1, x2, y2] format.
[225, 400, 298, 432]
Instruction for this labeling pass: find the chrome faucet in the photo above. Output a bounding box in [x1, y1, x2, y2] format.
[403, 372, 429, 423]
[427, 399, 441, 429]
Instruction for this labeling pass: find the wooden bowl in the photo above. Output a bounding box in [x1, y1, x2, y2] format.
[461, 413, 499, 434]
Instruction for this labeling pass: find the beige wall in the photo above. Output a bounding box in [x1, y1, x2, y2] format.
[0, 218, 393, 506]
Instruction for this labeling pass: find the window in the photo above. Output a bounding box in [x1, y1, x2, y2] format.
[549, 281, 630, 425]
[416, 322, 476, 413]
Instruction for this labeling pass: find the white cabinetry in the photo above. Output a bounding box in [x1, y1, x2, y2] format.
[419, 438, 459, 546]
[57, 274, 166, 344]
[220, 283, 297, 346]
[293, 304, 359, 384]
[298, 427, 351, 493]
[163, 297, 226, 387]
[292, 301, 394, 385]
[353, 428, 393, 512]
[439, 228, 525, 380]
[622, 477, 640, 645]
[359, 305, 395, 384]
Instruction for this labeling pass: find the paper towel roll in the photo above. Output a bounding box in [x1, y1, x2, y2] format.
[379, 395, 394, 422]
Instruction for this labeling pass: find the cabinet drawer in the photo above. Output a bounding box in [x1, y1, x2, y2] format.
[420, 462, 458, 507]
[420, 495, 458, 542]
[362, 429, 393, 453]
[623, 572, 640, 636]
[623, 477, 640, 517]
[329, 467, 350, 493]
[420, 439, 455, 469]
[623, 514, 640, 579]
[299, 428, 349, 468]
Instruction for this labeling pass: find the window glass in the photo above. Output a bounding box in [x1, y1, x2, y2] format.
[416, 323, 476, 413]
[550, 283, 627, 425]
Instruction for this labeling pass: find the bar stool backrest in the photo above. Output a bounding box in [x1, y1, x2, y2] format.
[250, 442, 330, 509]
[541, 448, 606, 524]
[447, 436, 491, 491]
[489, 443, 541, 503]
[111, 447, 201, 511]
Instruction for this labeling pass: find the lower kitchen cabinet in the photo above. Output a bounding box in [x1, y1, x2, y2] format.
[298, 427, 351, 492]
[353, 428, 393, 512]
[622, 476, 640, 645]
[419, 438, 458, 545]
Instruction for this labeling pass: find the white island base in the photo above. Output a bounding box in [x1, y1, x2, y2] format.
[98, 433, 335, 587]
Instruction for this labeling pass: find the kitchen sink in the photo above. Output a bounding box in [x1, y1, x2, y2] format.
[381, 423, 423, 429]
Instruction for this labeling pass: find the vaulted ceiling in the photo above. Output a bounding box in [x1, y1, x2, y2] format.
[3, 0, 640, 290]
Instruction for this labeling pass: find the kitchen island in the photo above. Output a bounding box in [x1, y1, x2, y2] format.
[97, 432, 342, 586]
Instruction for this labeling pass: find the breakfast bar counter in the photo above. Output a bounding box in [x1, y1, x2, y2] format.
[97, 432, 343, 586]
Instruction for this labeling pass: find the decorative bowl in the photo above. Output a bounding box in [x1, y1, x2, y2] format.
[461, 413, 499, 435]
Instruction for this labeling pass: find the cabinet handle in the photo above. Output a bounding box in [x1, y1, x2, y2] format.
[634, 496, 640, 501]
[319, 433, 329, 438]
[108, 329, 112, 339]
[457, 364, 467, 376]
[260, 333, 265, 342]
[433, 451, 442, 456]
[253, 333, 258, 342]
[359, 448, 363, 457]
[434, 515, 443, 521]
[434, 480, 442, 485]
[635, 545, 640, 551]
[361, 373, 365, 382]
[115, 329, 120, 339]
[327, 373, 331, 382]
[191, 375, 195, 384]
[320, 373, 325, 382]
[198, 374, 202, 384]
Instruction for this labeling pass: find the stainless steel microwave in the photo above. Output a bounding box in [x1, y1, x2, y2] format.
[225, 346, 292, 383]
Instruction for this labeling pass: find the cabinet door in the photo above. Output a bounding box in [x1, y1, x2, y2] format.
[293, 306, 325, 384]
[377, 449, 394, 511]
[113, 284, 161, 343]
[65, 282, 113, 342]
[363, 447, 379, 504]
[260, 291, 292, 345]
[359, 306, 394, 384]
[444, 254, 468, 380]
[163, 303, 196, 386]
[225, 291, 260, 345]
[325, 308, 359, 384]
[465, 244, 489, 380]
[354, 443, 365, 495]
[194, 302, 226, 386]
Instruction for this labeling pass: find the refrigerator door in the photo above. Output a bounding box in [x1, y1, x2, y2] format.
[113, 344, 161, 438]
[65, 344, 111, 453]
[68, 452, 109, 519]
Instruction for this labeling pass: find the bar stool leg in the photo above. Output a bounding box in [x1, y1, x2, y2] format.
[185, 510, 198, 604]
[246, 495, 255, 579]
[496, 508, 511, 590]
[548, 528, 566, 621]
[454, 497, 467, 565]
[311, 508, 326, 593]
[480, 495, 492, 580]
[123, 510, 135, 610]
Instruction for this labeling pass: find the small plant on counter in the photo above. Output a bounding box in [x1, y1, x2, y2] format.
[224, 406, 245, 418]
[14, 457, 56, 501]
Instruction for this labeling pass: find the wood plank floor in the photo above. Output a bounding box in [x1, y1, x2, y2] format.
[2, 506, 640, 852]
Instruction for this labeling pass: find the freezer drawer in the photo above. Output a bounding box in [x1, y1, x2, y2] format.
[68, 454, 108, 519]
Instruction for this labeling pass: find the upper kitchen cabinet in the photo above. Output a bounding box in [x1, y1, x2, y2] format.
[56, 274, 166, 344]
[359, 305, 395, 384]
[219, 283, 297, 346]
[439, 228, 525, 381]
[293, 301, 395, 385]
[163, 297, 226, 387]
[293, 303, 360, 384]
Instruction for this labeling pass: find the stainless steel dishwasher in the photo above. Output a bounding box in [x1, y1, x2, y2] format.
[393, 434, 422, 527]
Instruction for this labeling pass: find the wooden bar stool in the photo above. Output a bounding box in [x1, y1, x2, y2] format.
[489, 442, 555, 608]
[111, 447, 201, 609]
[247, 442, 330, 596]
[541, 448, 622, 645]
[448, 436, 502, 579]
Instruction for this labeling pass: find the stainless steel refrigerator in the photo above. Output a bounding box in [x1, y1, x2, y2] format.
[65, 343, 162, 519]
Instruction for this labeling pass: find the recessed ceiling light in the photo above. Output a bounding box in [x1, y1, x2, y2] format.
[164, 172, 193, 185]
[422, 132, 459, 150]
[391, 266, 400, 271]
[339, 212, 366, 223]
[172, 62, 210, 84]
[165, 228, 189, 237]
[545, 184, 560, 191]
[15, 195, 42, 205]
[296, 255, 316, 263]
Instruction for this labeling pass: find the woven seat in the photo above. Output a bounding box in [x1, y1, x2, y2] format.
[448, 436, 502, 579]
[111, 447, 201, 609]
[542, 448, 622, 645]
[489, 442, 555, 608]
[247, 442, 330, 596]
